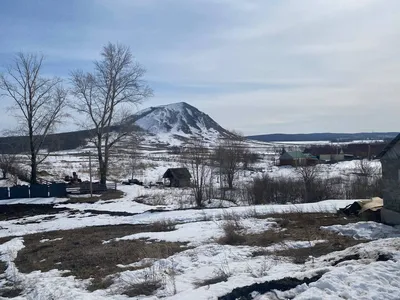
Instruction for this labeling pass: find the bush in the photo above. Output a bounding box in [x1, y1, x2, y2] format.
[218, 219, 246, 245]
[246, 175, 303, 204]
[244, 174, 382, 205]
[345, 176, 382, 199]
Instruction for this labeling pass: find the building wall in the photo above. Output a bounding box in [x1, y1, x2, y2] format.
[170, 178, 191, 187]
[381, 208, 400, 225]
[319, 154, 345, 161]
[179, 178, 191, 187]
[279, 159, 294, 166]
[381, 158, 400, 213]
[332, 154, 345, 161]
[319, 154, 331, 161]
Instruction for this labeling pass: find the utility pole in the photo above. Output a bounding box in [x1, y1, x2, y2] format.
[89, 151, 93, 197]
[368, 144, 371, 160]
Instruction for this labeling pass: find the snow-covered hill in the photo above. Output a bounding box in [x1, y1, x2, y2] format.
[129, 102, 230, 143]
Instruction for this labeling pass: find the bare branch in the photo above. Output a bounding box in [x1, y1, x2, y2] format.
[0, 53, 68, 184]
[70, 42, 152, 184]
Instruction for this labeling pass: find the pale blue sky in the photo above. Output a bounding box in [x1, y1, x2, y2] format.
[1, 0, 400, 135]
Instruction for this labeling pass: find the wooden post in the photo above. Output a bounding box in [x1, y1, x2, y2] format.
[89, 151, 93, 197]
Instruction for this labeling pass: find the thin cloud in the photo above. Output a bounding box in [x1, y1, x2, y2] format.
[0, 0, 399, 134]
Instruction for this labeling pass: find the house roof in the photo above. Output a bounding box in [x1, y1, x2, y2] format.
[281, 151, 305, 159]
[376, 133, 400, 159]
[163, 168, 191, 179]
[280, 151, 317, 160]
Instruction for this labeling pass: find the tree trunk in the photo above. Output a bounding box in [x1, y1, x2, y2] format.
[29, 122, 37, 184]
[99, 161, 107, 185]
[2, 170, 6, 179]
[304, 182, 313, 203]
[195, 189, 203, 207]
[227, 174, 234, 189]
[30, 157, 37, 184]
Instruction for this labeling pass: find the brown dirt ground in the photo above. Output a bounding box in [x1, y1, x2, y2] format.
[14, 223, 187, 291]
[218, 212, 365, 263]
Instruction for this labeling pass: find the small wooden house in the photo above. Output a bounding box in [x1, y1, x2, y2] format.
[163, 168, 191, 187]
[377, 133, 400, 225]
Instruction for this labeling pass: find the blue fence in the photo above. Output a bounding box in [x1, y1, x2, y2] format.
[0, 187, 9, 200]
[10, 185, 30, 199]
[30, 184, 49, 198]
[49, 183, 67, 198]
[0, 183, 67, 200]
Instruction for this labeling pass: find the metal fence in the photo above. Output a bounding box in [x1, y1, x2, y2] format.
[0, 181, 117, 200]
[0, 183, 67, 200]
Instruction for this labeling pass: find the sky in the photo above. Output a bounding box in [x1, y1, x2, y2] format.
[0, 0, 400, 135]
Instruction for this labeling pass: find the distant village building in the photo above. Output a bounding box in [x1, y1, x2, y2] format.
[304, 143, 386, 161]
[377, 134, 400, 225]
[319, 149, 345, 162]
[303, 146, 356, 162]
[278, 151, 318, 166]
[163, 168, 191, 187]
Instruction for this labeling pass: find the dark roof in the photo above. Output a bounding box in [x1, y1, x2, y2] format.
[280, 151, 317, 160]
[163, 168, 191, 179]
[280, 151, 306, 159]
[376, 133, 400, 159]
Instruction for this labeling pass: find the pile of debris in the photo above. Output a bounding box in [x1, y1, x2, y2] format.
[339, 197, 383, 222]
[64, 172, 82, 184]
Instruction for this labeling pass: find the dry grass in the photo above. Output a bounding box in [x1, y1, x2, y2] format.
[0, 204, 68, 221]
[218, 213, 365, 262]
[119, 266, 164, 297]
[0, 287, 23, 298]
[274, 235, 362, 264]
[122, 280, 162, 297]
[150, 219, 176, 232]
[194, 273, 229, 288]
[218, 221, 246, 245]
[14, 224, 187, 291]
[0, 260, 24, 298]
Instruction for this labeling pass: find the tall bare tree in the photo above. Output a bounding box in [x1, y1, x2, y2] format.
[294, 164, 320, 203]
[0, 53, 68, 184]
[213, 133, 247, 190]
[70, 43, 152, 184]
[349, 159, 382, 198]
[184, 140, 211, 207]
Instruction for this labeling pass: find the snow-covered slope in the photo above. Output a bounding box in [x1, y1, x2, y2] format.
[130, 102, 230, 140]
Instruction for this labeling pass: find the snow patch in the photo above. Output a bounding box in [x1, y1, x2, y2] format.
[322, 222, 400, 240]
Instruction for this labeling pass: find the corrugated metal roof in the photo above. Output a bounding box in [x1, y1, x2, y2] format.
[280, 151, 318, 160]
[163, 168, 191, 179]
[376, 133, 400, 159]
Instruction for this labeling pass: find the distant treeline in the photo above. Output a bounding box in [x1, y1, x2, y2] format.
[0, 130, 92, 153]
[247, 132, 399, 142]
[0, 123, 143, 154]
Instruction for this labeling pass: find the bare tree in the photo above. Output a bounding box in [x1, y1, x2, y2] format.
[294, 164, 320, 203]
[355, 159, 381, 178]
[242, 149, 259, 170]
[124, 136, 142, 180]
[213, 133, 247, 190]
[0, 151, 17, 179]
[70, 43, 152, 184]
[184, 140, 211, 207]
[348, 159, 382, 198]
[0, 53, 68, 184]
